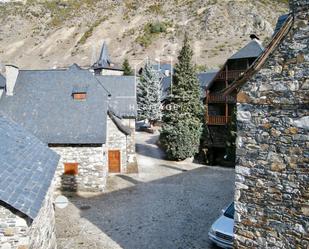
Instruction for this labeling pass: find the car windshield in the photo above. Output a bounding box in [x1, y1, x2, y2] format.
[224, 202, 234, 219]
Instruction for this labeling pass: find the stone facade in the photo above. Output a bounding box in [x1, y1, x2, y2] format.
[51, 117, 136, 192]
[234, 1, 309, 248]
[52, 145, 107, 192]
[0, 182, 57, 249]
[106, 117, 137, 173]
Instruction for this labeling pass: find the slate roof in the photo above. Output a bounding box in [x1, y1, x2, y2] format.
[161, 70, 218, 101]
[229, 39, 264, 60]
[151, 63, 173, 77]
[108, 111, 131, 135]
[0, 73, 5, 88]
[198, 70, 219, 91]
[96, 75, 137, 118]
[222, 14, 293, 96]
[0, 113, 60, 220]
[0, 66, 108, 144]
[273, 14, 289, 36]
[92, 42, 122, 71]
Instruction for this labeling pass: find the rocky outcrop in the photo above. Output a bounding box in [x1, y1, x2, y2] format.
[0, 0, 287, 69]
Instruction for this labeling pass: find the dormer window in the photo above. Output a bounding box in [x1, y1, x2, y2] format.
[72, 85, 88, 101]
[72, 92, 87, 100]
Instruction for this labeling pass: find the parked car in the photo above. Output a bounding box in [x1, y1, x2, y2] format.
[208, 202, 234, 249]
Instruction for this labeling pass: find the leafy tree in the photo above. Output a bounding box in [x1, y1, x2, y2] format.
[137, 62, 161, 124]
[122, 58, 133, 75]
[160, 33, 203, 160]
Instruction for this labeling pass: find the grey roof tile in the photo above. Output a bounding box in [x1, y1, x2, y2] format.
[96, 75, 137, 118]
[229, 40, 264, 60]
[108, 111, 131, 135]
[92, 42, 122, 71]
[0, 66, 108, 144]
[273, 14, 289, 36]
[0, 113, 59, 220]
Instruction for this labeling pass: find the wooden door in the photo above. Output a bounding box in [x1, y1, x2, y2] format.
[108, 150, 121, 173]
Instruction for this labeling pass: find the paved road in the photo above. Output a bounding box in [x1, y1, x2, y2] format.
[56, 132, 235, 249]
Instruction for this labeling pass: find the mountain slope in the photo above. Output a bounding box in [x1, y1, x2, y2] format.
[0, 0, 288, 70]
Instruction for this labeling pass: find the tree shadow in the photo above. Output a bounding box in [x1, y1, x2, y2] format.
[58, 167, 234, 249]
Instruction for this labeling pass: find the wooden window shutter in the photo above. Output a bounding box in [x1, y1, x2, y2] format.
[64, 163, 78, 175]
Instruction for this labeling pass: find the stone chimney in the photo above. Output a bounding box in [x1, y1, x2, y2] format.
[5, 65, 19, 96]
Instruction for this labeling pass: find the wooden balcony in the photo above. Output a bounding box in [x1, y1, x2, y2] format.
[216, 70, 245, 81]
[206, 115, 231, 125]
[207, 94, 236, 103]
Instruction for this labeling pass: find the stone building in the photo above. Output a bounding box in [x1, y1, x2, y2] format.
[91, 42, 124, 76]
[0, 113, 60, 249]
[225, 0, 308, 248]
[0, 64, 136, 192]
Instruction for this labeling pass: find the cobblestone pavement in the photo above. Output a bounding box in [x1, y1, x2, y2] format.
[55, 132, 235, 249]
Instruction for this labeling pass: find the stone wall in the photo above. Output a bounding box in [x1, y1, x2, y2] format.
[51, 145, 107, 192]
[106, 117, 137, 173]
[0, 182, 56, 249]
[0, 204, 30, 249]
[29, 182, 57, 249]
[122, 118, 138, 173]
[234, 1, 309, 248]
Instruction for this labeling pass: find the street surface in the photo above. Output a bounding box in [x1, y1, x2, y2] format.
[56, 132, 234, 249]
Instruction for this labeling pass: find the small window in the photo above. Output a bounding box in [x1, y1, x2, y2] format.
[72, 92, 87, 100]
[64, 163, 78, 175]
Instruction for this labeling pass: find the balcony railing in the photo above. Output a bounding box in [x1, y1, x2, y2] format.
[207, 94, 236, 103]
[206, 115, 231, 125]
[216, 70, 245, 81]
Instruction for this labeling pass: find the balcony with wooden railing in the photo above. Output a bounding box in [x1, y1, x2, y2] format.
[206, 115, 231, 125]
[207, 94, 236, 103]
[216, 70, 245, 81]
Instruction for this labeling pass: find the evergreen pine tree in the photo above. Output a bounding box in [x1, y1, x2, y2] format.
[122, 58, 133, 75]
[137, 62, 161, 124]
[160, 33, 203, 160]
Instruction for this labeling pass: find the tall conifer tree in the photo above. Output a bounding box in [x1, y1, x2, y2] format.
[137, 62, 161, 124]
[122, 58, 133, 75]
[160, 33, 203, 160]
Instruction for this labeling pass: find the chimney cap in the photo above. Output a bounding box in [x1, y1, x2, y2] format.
[250, 34, 260, 40]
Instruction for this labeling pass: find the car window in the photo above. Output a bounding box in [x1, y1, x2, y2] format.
[224, 202, 234, 219]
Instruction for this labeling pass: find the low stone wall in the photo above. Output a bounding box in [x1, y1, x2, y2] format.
[51, 145, 107, 192]
[29, 182, 57, 249]
[0, 182, 56, 249]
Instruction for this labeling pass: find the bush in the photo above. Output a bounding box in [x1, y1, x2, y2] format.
[149, 22, 167, 33]
[136, 21, 169, 47]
